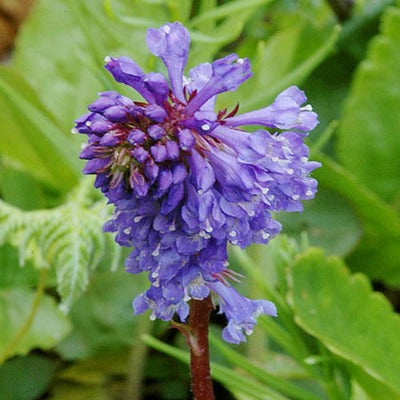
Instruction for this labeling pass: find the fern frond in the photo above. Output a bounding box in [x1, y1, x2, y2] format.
[0, 177, 120, 310]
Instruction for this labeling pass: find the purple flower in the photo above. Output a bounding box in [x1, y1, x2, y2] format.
[74, 22, 320, 344]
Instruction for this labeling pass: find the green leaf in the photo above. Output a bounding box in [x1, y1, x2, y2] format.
[313, 152, 400, 285]
[229, 20, 340, 112]
[0, 68, 80, 191]
[0, 178, 120, 309]
[209, 334, 321, 400]
[0, 355, 56, 400]
[0, 159, 60, 210]
[337, 5, 400, 204]
[142, 334, 290, 400]
[56, 270, 142, 360]
[187, 0, 273, 27]
[0, 244, 38, 289]
[278, 188, 362, 256]
[288, 248, 400, 397]
[14, 0, 170, 132]
[0, 288, 71, 358]
[348, 364, 400, 400]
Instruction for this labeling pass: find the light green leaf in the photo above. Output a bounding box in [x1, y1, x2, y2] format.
[14, 0, 162, 132]
[349, 364, 400, 400]
[288, 248, 400, 397]
[0, 68, 80, 191]
[0, 288, 71, 358]
[187, 0, 273, 27]
[337, 5, 400, 204]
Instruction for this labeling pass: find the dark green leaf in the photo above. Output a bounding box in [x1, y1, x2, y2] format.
[56, 270, 143, 360]
[313, 153, 400, 285]
[337, 5, 400, 204]
[0, 355, 56, 400]
[278, 188, 362, 256]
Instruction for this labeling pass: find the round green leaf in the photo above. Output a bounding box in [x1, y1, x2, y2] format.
[288, 249, 400, 397]
[0, 288, 71, 359]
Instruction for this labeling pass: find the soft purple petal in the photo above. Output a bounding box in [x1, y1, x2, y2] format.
[146, 22, 190, 102]
[185, 54, 252, 115]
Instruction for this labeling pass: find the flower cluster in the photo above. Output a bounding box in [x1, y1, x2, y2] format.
[74, 22, 320, 344]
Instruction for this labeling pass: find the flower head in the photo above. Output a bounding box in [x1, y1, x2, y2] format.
[75, 22, 320, 343]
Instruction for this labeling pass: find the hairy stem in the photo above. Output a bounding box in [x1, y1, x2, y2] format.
[176, 297, 215, 400]
[0, 268, 49, 364]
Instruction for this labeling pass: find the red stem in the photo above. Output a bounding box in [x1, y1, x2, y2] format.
[176, 296, 215, 400]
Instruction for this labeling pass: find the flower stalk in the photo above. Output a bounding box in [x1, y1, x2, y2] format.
[174, 297, 215, 400]
[188, 297, 215, 400]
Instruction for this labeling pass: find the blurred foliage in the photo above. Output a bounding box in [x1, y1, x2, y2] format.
[0, 0, 399, 399]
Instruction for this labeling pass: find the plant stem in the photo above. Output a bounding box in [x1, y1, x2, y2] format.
[0, 268, 49, 364]
[176, 297, 215, 400]
[124, 313, 153, 400]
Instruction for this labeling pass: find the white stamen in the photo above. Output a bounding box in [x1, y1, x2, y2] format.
[287, 168, 294, 175]
[245, 328, 253, 335]
[199, 231, 211, 239]
[306, 190, 313, 196]
[71, 128, 78, 134]
[151, 271, 158, 278]
[197, 189, 204, 195]
[223, 261, 230, 267]
[231, 239, 238, 245]
[237, 58, 244, 65]
[301, 156, 308, 163]
[163, 25, 171, 34]
[201, 123, 210, 131]
[134, 216, 144, 223]
[80, 143, 88, 150]
[292, 194, 300, 200]
[123, 227, 131, 234]
[248, 210, 255, 217]
[205, 220, 213, 233]
[169, 225, 176, 231]
[104, 56, 111, 63]
[85, 121, 92, 127]
[229, 231, 237, 237]
[152, 244, 160, 257]
[261, 232, 270, 240]
[271, 156, 279, 162]
[149, 312, 156, 321]
[300, 104, 313, 111]
[153, 279, 160, 288]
